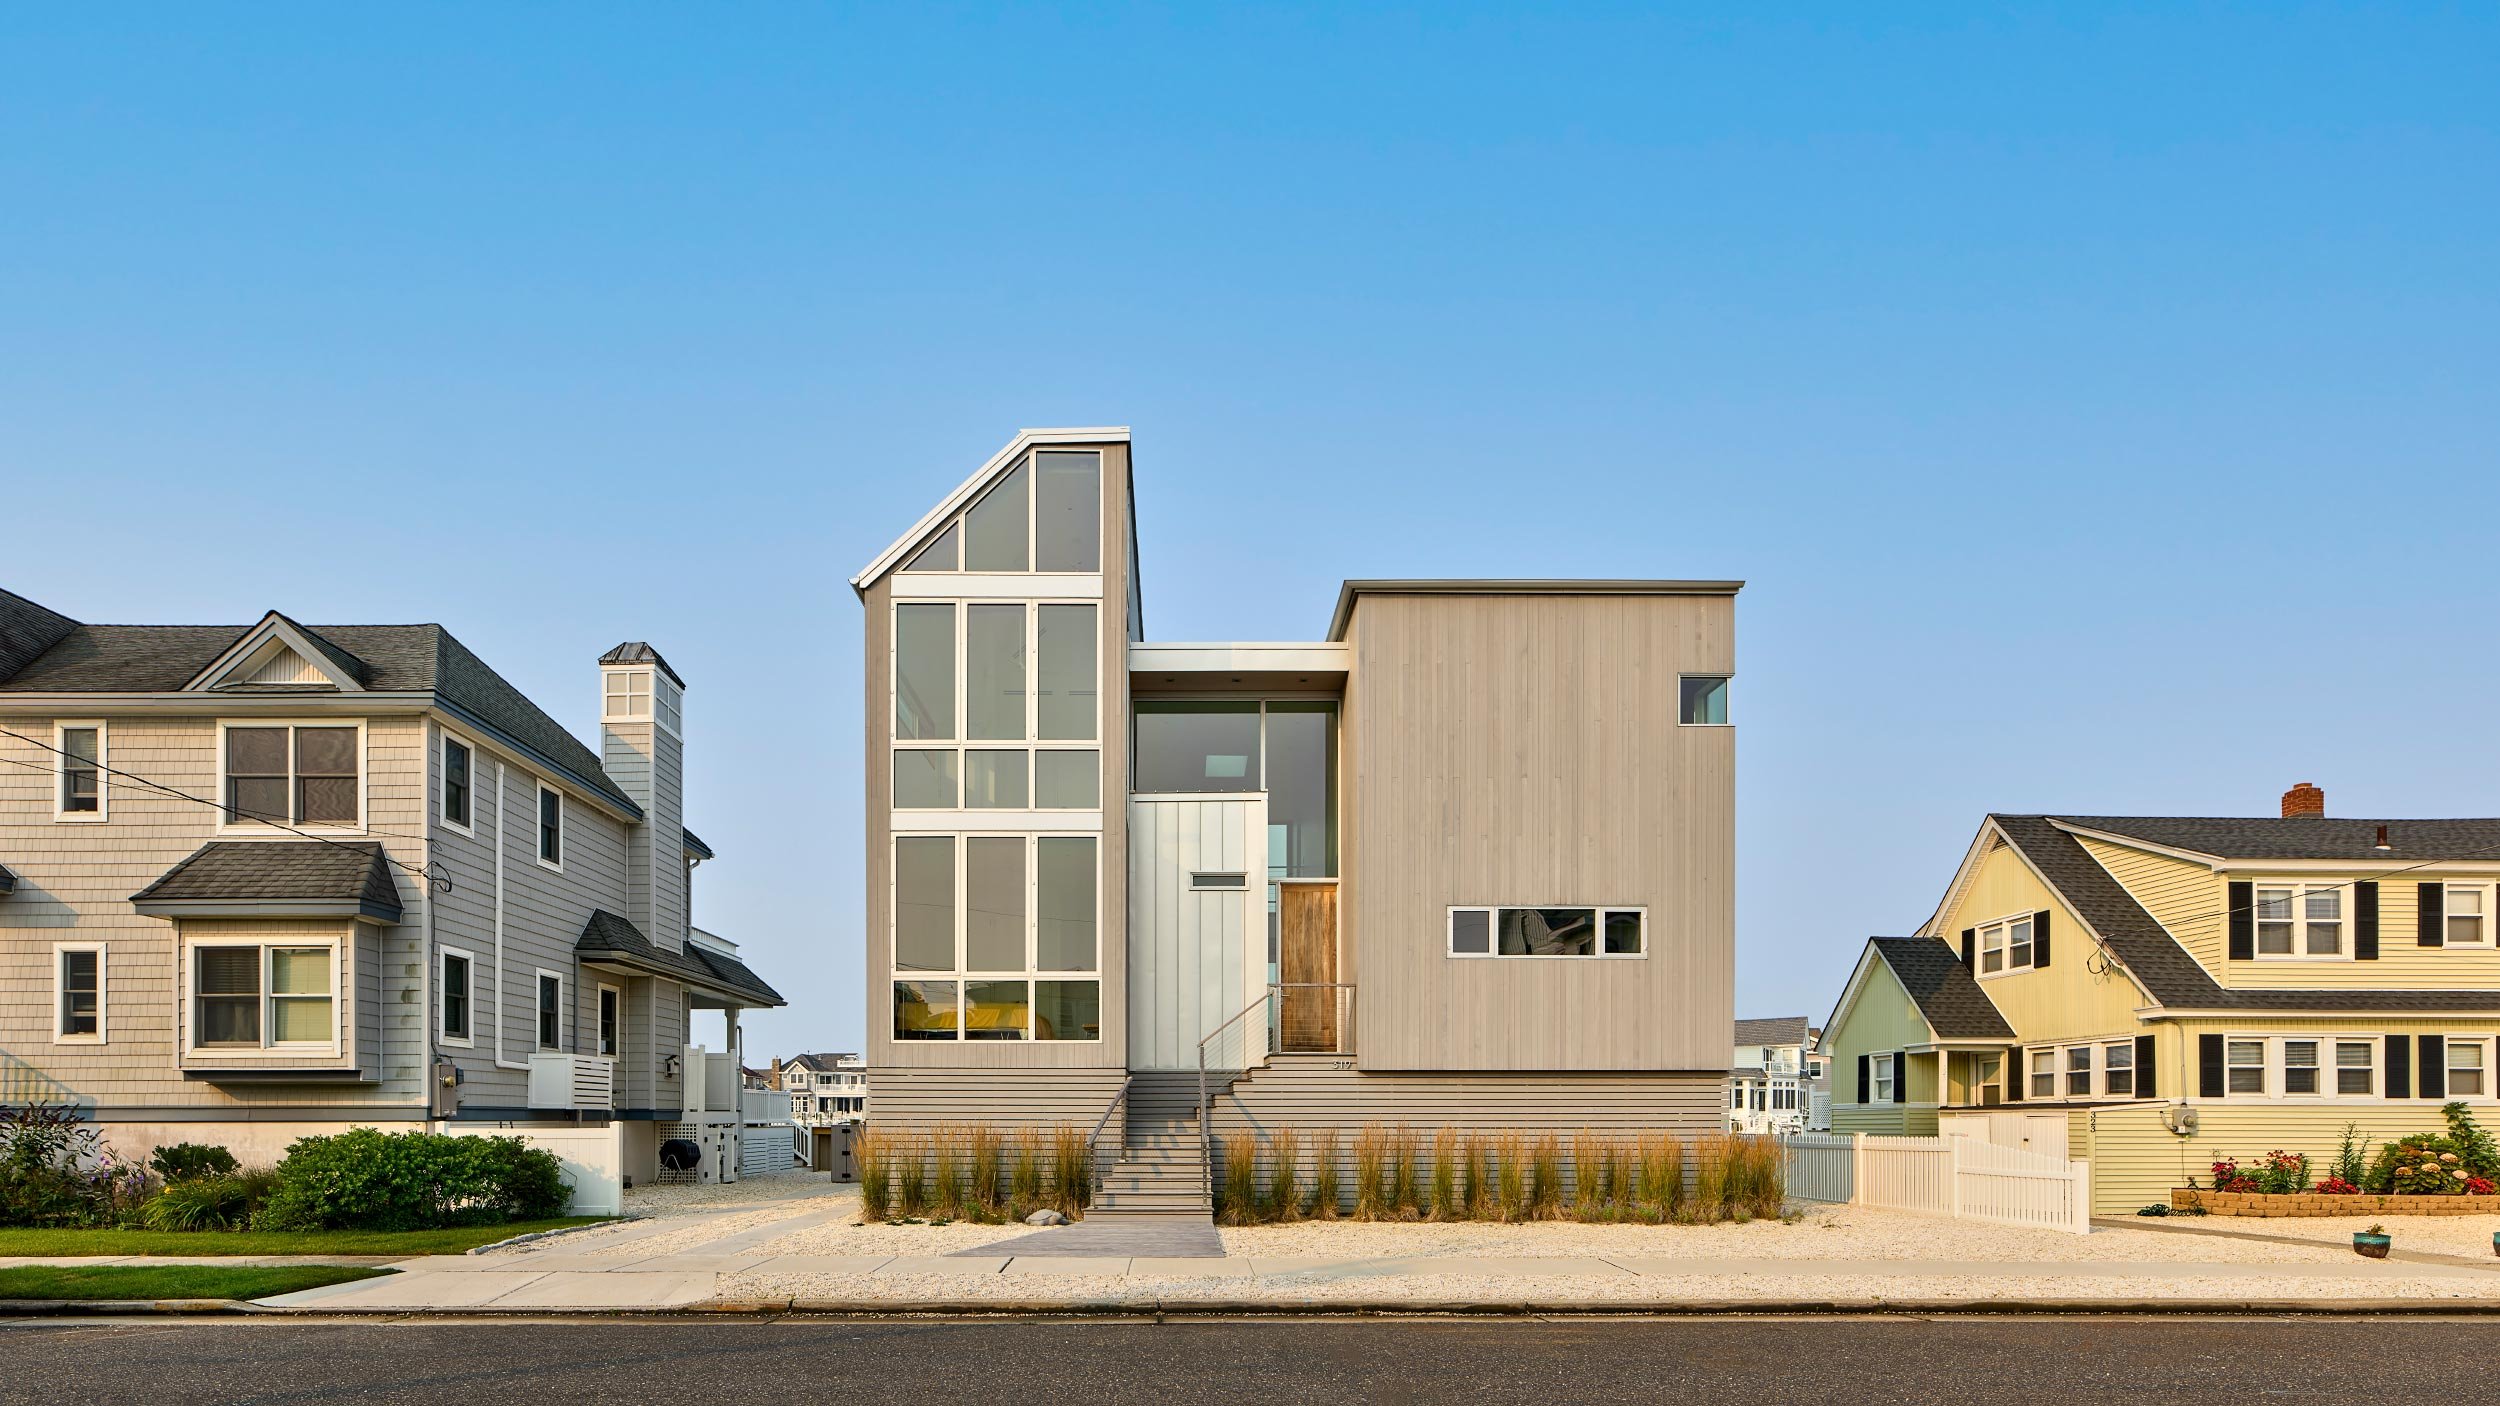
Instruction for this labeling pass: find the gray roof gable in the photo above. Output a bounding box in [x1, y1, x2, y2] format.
[0, 588, 79, 682]
[0, 612, 636, 815]
[1734, 1016, 1812, 1047]
[1869, 937, 2016, 1040]
[2058, 815, 2500, 863]
[131, 840, 404, 921]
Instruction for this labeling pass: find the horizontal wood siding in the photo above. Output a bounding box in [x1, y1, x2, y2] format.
[2071, 1097, 2500, 1216]
[1342, 592, 1735, 1071]
[866, 1068, 1127, 1131]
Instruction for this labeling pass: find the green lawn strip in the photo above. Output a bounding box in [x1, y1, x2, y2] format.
[0, 1264, 391, 1302]
[0, 1217, 610, 1258]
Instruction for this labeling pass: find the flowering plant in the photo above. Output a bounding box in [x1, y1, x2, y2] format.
[2207, 1158, 2257, 1193]
[2253, 1149, 2311, 1195]
[2315, 1176, 2361, 1195]
[2466, 1177, 2495, 1196]
[2386, 1140, 2466, 1194]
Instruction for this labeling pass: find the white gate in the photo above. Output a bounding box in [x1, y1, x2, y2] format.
[1783, 1131, 2090, 1234]
[1938, 1110, 2070, 1160]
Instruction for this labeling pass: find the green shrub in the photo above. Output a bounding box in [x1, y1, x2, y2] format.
[257, 1129, 566, 1232]
[2443, 1102, 2500, 1178]
[1, 1103, 153, 1229]
[148, 1143, 239, 1184]
[143, 1170, 275, 1232]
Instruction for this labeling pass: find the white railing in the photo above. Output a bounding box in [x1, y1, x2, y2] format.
[527, 1052, 615, 1111]
[740, 1087, 788, 1124]
[1783, 1131, 2090, 1234]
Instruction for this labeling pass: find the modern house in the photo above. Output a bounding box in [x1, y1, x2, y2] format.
[0, 587, 783, 1188]
[1818, 785, 2500, 1213]
[1729, 1016, 1824, 1134]
[853, 427, 1738, 1212]
[779, 1051, 868, 1127]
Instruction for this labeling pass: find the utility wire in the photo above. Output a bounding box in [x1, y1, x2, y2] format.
[0, 730, 445, 891]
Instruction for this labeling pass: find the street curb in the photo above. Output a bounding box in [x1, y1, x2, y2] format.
[211, 1296, 2500, 1320]
[1, 1298, 268, 1316]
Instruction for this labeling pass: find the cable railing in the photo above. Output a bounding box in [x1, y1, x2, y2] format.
[1085, 1075, 1133, 1199]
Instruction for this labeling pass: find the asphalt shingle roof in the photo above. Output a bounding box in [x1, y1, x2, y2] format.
[0, 613, 636, 815]
[1993, 814, 2500, 1014]
[1870, 937, 2016, 1040]
[576, 909, 784, 1008]
[1734, 1016, 1812, 1047]
[130, 840, 404, 921]
[2057, 815, 2500, 863]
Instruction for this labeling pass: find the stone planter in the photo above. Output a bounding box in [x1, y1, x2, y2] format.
[2172, 1188, 2500, 1217]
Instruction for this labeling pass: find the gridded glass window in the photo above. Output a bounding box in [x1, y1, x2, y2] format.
[1978, 916, 2035, 975]
[292, 728, 357, 826]
[2254, 887, 2296, 955]
[537, 973, 563, 1050]
[965, 604, 1027, 741]
[1872, 1054, 1896, 1103]
[2450, 1041, 2487, 1097]
[2283, 1039, 2321, 1095]
[603, 669, 651, 718]
[57, 948, 100, 1037]
[2065, 1045, 2093, 1096]
[2334, 1040, 2374, 1095]
[1033, 450, 1102, 572]
[268, 948, 331, 1044]
[598, 986, 619, 1058]
[893, 604, 956, 741]
[440, 952, 471, 1040]
[442, 736, 472, 828]
[964, 459, 1030, 571]
[223, 727, 291, 825]
[2448, 886, 2488, 946]
[2303, 889, 2343, 955]
[59, 726, 101, 814]
[1035, 838, 1098, 971]
[964, 750, 1029, 808]
[1035, 605, 1097, 740]
[194, 946, 262, 1046]
[1679, 675, 1730, 725]
[2028, 1048, 2055, 1098]
[894, 979, 959, 1040]
[2226, 1039, 2267, 1093]
[2102, 1041, 2134, 1096]
[538, 786, 563, 865]
[965, 838, 1026, 971]
[1498, 908, 1599, 956]
[893, 837, 956, 971]
[963, 979, 1030, 1040]
[1033, 750, 1099, 808]
[892, 749, 958, 808]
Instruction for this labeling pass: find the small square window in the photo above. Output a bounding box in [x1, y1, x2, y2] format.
[1679, 676, 1730, 726]
[1450, 909, 1491, 955]
[2447, 886, 2488, 946]
[1602, 910, 1645, 955]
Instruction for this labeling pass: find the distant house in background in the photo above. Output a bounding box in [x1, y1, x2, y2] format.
[1729, 1016, 1824, 1133]
[778, 1051, 866, 1127]
[1818, 784, 2500, 1214]
[0, 585, 783, 1192]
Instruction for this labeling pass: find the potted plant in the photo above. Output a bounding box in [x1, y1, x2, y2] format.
[2354, 1223, 2391, 1259]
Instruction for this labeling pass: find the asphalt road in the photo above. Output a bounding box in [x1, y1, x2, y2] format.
[0, 1315, 2488, 1404]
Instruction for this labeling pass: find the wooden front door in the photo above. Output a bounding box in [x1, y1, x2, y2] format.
[1278, 881, 1340, 1052]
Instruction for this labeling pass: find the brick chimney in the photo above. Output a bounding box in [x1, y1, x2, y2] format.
[2281, 781, 2326, 819]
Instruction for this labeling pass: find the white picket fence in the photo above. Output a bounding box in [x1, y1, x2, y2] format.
[1783, 1131, 2091, 1234]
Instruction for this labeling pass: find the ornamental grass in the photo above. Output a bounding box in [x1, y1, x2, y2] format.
[1636, 1131, 1684, 1222]
[894, 1132, 928, 1218]
[1492, 1131, 1528, 1222]
[1527, 1132, 1564, 1220]
[1429, 1126, 1461, 1221]
[1389, 1124, 1423, 1219]
[1008, 1128, 1044, 1217]
[1048, 1125, 1092, 1217]
[1308, 1126, 1341, 1219]
[1267, 1126, 1302, 1221]
[967, 1123, 1004, 1216]
[1570, 1129, 1610, 1221]
[1352, 1122, 1391, 1221]
[856, 1128, 893, 1222]
[1218, 1136, 1260, 1226]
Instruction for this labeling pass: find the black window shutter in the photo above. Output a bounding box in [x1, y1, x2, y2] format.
[2198, 1033, 2225, 1099]
[2356, 881, 2379, 961]
[2418, 1035, 2446, 1099]
[2419, 882, 2445, 946]
[2135, 1034, 2157, 1100]
[1893, 1050, 1908, 1103]
[2227, 881, 2254, 961]
[2006, 1048, 2024, 1101]
[2386, 1035, 2412, 1098]
[1960, 928, 1976, 971]
[2033, 909, 2052, 968]
[1857, 1054, 1870, 1104]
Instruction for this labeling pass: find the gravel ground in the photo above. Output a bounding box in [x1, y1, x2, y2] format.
[2174, 1212, 2500, 1260]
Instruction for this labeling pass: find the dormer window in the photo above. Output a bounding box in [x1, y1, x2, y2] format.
[896, 450, 1102, 576]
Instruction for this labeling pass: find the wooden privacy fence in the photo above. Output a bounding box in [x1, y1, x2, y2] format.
[1783, 1131, 2091, 1235]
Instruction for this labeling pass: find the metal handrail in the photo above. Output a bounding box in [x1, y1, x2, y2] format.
[1084, 1075, 1133, 1202]
[1195, 983, 1357, 1202]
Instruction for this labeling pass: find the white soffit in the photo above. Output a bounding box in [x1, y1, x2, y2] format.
[850, 427, 1132, 592]
[1127, 642, 1351, 676]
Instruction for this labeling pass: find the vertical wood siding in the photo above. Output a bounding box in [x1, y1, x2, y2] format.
[1125, 796, 1263, 1071]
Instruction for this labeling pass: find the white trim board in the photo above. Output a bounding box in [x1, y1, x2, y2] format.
[851, 427, 1132, 590]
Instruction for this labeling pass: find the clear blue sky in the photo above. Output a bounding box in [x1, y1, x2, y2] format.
[4, 6, 2494, 1057]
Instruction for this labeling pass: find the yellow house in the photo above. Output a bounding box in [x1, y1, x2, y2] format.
[1819, 786, 2500, 1215]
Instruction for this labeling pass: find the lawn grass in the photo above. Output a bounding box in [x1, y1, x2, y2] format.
[0, 1217, 609, 1258]
[0, 1264, 392, 1301]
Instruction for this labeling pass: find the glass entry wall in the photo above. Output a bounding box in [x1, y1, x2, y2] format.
[1132, 699, 1340, 997]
